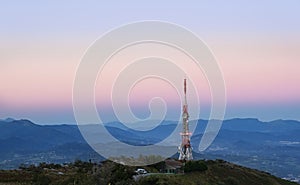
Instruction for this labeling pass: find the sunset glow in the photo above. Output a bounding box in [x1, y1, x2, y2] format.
[1, 1, 300, 123]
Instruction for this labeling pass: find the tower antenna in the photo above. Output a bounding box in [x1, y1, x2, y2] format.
[178, 78, 193, 161]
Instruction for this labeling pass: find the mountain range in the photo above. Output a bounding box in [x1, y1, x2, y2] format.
[0, 118, 299, 182]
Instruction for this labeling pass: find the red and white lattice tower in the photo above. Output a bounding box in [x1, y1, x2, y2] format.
[178, 78, 193, 161]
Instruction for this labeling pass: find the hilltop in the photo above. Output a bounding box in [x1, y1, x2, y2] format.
[0, 159, 297, 185]
[138, 159, 298, 185]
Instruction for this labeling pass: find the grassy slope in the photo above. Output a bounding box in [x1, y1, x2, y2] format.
[138, 160, 298, 185]
[0, 160, 298, 185]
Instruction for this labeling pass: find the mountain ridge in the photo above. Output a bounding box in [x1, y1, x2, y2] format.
[0, 118, 299, 182]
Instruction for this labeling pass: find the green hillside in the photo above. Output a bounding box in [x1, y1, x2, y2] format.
[138, 160, 297, 185]
[0, 159, 297, 185]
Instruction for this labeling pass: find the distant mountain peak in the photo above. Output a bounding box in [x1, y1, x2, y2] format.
[6, 119, 37, 127]
[19, 119, 36, 126]
[0, 118, 16, 122]
[4, 118, 15, 122]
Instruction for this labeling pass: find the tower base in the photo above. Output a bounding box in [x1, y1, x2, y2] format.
[178, 146, 193, 161]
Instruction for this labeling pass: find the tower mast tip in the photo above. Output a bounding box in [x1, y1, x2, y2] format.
[184, 78, 187, 95]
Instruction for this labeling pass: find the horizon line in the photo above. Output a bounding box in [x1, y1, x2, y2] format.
[1, 117, 299, 126]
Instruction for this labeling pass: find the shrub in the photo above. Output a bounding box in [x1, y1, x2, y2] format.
[184, 160, 208, 173]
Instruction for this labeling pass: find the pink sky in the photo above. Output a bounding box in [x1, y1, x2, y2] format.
[1, 1, 300, 123]
[1, 35, 299, 109]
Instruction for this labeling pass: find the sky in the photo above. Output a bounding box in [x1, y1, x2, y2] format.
[1, 1, 300, 124]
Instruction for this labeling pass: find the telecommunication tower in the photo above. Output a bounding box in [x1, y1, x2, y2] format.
[178, 78, 193, 161]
